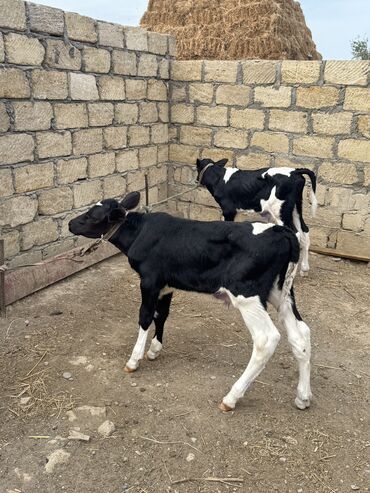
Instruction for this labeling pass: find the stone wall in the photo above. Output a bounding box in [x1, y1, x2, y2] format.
[168, 60, 370, 257]
[0, 0, 174, 267]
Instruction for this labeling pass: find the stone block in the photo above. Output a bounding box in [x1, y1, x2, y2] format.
[0, 68, 30, 98]
[343, 88, 370, 112]
[327, 187, 353, 210]
[65, 12, 97, 43]
[138, 53, 158, 77]
[98, 22, 123, 48]
[124, 27, 148, 51]
[0, 103, 9, 132]
[157, 144, 169, 163]
[251, 131, 289, 153]
[254, 86, 292, 108]
[180, 126, 212, 146]
[231, 108, 265, 129]
[112, 50, 137, 76]
[99, 76, 125, 100]
[22, 218, 59, 250]
[336, 231, 370, 257]
[0, 0, 26, 30]
[0, 134, 34, 164]
[147, 80, 167, 101]
[139, 146, 158, 168]
[324, 61, 369, 85]
[171, 61, 202, 81]
[312, 112, 352, 135]
[88, 103, 114, 126]
[281, 61, 321, 84]
[115, 103, 138, 124]
[139, 102, 158, 123]
[116, 149, 139, 172]
[201, 148, 234, 163]
[159, 59, 170, 79]
[149, 165, 166, 184]
[104, 126, 127, 150]
[73, 128, 103, 155]
[293, 136, 334, 159]
[0, 196, 37, 227]
[28, 3, 64, 35]
[0, 33, 4, 63]
[296, 87, 340, 109]
[46, 40, 81, 70]
[126, 169, 146, 192]
[189, 204, 221, 221]
[216, 85, 251, 106]
[237, 153, 271, 170]
[358, 115, 370, 138]
[338, 139, 370, 163]
[5, 33, 44, 65]
[36, 131, 72, 159]
[1, 230, 20, 259]
[128, 126, 150, 146]
[242, 60, 277, 84]
[171, 104, 194, 124]
[88, 152, 115, 178]
[364, 166, 370, 186]
[32, 70, 68, 100]
[350, 193, 369, 211]
[14, 162, 54, 192]
[172, 83, 187, 102]
[168, 36, 176, 57]
[83, 47, 110, 73]
[318, 162, 358, 185]
[269, 110, 307, 133]
[125, 79, 147, 100]
[42, 238, 74, 259]
[57, 157, 87, 184]
[13, 102, 52, 131]
[0, 168, 13, 197]
[169, 144, 200, 164]
[215, 128, 248, 149]
[70, 73, 98, 100]
[54, 103, 88, 129]
[197, 105, 228, 127]
[73, 180, 102, 208]
[148, 32, 167, 55]
[204, 61, 239, 83]
[342, 212, 365, 232]
[151, 123, 168, 144]
[103, 174, 126, 199]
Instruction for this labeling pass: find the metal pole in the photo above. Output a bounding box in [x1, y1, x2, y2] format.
[0, 239, 6, 318]
[144, 172, 149, 207]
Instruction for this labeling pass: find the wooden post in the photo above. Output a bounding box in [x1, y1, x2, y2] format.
[144, 172, 149, 207]
[0, 239, 6, 318]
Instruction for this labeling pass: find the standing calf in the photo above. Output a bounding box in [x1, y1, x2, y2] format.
[196, 158, 317, 276]
[69, 191, 312, 412]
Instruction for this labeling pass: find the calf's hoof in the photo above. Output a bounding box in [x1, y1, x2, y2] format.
[124, 365, 137, 373]
[146, 350, 159, 361]
[218, 401, 234, 413]
[299, 269, 309, 277]
[295, 396, 311, 410]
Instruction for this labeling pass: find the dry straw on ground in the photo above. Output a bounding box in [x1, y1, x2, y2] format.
[141, 0, 321, 60]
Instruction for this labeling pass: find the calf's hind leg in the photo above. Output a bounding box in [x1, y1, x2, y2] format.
[146, 293, 173, 361]
[220, 295, 280, 411]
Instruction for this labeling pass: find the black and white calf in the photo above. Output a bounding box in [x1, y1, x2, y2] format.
[196, 158, 317, 276]
[69, 192, 312, 412]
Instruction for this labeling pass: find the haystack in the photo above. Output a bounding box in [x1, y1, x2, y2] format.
[141, 0, 321, 60]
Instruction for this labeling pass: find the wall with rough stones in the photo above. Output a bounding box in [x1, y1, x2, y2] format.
[0, 0, 174, 267]
[167, 60, 370, 257]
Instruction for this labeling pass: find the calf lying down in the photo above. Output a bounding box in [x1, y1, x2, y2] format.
[196, 158, 317, 276]
[69, 192, 312, 412]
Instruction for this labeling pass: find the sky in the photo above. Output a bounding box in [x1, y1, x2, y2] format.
[34, 0, 370, 60]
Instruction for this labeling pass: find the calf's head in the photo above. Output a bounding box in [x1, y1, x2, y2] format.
[196, 158, 228, 185]
[69, 191, 140, 238]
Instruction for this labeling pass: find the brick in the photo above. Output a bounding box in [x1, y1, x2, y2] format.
[148, 32, 167, 55]
[73, 180, 102, 207]
[318, 162, 358, 185]
[189, 204, 221, 221]
[28, 3, 64, 35]
[112, 50, 137, 76]
[97, 22, 123, 48]
[170, 144, 200, 163]
[0, 0, 26, 30]
[172, 83, 187, 102]
[42, 238, 74, 259]
[83, 47, 110, 73]
[46, 40, 81, 70]
[0, 68, 30, 98]
[325, 61, 369, 86]
[336, 231, 370, 257]
[128, 126, 150, 146]
[127, 169, 146, 192]
[8, 250, 44, 268]
[342, 213, 365, 232]
[0, 168, 13, 197]
[103, 174, 126, 199]
[293, 136, 334, 159]
[116, 149, 139, 172]
[254, 86, 292, 108]
[312, 112, 352, 135]
[358, 115, 370, 138]
[338, 139, 370, 163]
[231, 108, 265, 130]
[269, 109, 307, 133]
[126, 79, 147, 100]
[365, 218, 370, 235]
[171, 104, 194, 124]
[168, 36, 176, 57]
[37, 131, 72, 159]
[104, 126, 127, 150]
[89, 152, 115, 178]
[296, 87, 340, 109]
[0, 33, 3, 62]
[243, 60, 277, 84]
[310, 207, 343, 228]
[204, 61, 238, 83]
[88, 103, 114, 126]
[1, 230, 20, 259]
[364, 166, 370, 186]
[151, 123, 168, 144]
[251, 132, 289, 153]
[73, 128, 103, 155]
[197, 105, 228, 127]
[274, 156, 315, 171]
[139, 102, 158, 123]
[216, 85, 250, 106]
[57, 157, 87, 184]
[169, 127, 178, 143]
[159, 59, 170, 79]
[0, 134, 34, 164]
[32, 70, 68, 100]
[70, 73, 98, 100]
[115, 103, 138, 124]
[22, 219, 59, 250]
[171, 61, 202, 81]
[5, 33, 44, 65]
[350, 193, 369, 211]
[149, 165, 166, 183]
[180, 126, 212, 146]
[138, 53, 158, 77]
[343, 88, 370, 112]
[281, 61, 321, 84]
[327, 187, 353, 210]
[139, 146, 158, 168]
[147, 80, 167, 101]
[215, 128, 248, 149]
[65, 12, 97, 43]
[54, 103, 88, 129]
[99, 76, 125, 100]
[0, 103, 9, 132]
[0, 196, 37, 227]
[158, 145, 168, 163]
[200, 148, 234, 163]
[14, 162, 54, 192]
[38, 187, 73, 215]
[237, 153, 271, 170]
[13, 102, 52, 131]
[124, 27, 148, 51]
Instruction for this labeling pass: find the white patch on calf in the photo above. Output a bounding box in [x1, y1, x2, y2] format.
[262, 167, 294, 178]
[95, 201, 103, 206]
[260, 186, 284, 225]
[147, 336, 162, 360]
[252, 222, 274, 235]
[126, 326, 148, 370]
[223, 167, 239, 183]
[159, 285, 175, 299]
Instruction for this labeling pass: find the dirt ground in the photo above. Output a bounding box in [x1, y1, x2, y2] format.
[0, 253, 369, 493]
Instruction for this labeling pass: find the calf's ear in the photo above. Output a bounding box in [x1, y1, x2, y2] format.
[216, 159, 228, 167]
[108, 206, 126, 223]
[120, 191, 140, 210]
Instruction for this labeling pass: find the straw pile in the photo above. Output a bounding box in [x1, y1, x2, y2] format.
[141, 0, 321, 60]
